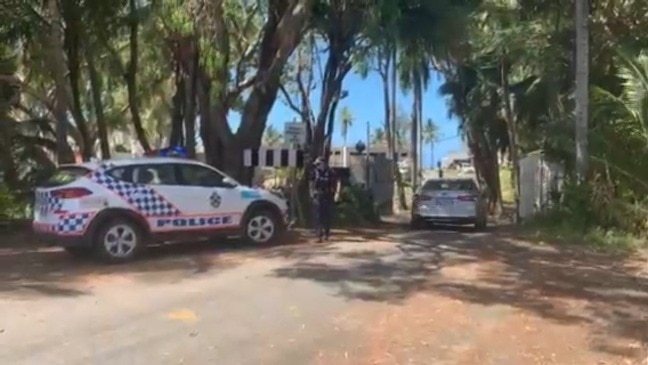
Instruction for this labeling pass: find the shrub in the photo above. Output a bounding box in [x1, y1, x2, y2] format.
[0, 183, 32, 220]
[523, 179, 648, 252]
[0, 183, 16, 219]
[334, 184, 379, 226]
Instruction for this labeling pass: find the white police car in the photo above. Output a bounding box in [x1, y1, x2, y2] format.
[33, 157, 289, 262]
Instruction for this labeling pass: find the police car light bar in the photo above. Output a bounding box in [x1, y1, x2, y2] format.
[145, 146, 189, 158]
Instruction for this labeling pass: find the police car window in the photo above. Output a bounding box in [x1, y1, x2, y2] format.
[178, 164, 224, 187]
[42, 166, 91, 187]
[131, 165, 178, 185]
[107, 167, 127, 180]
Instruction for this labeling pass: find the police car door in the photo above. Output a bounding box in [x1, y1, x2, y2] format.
[124, 163, 193, 230]
[171, 163, 242, 230]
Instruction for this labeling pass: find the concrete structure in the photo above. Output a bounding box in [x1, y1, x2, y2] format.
[519, 150, 564, 220]
[328, 144, 409, 167]
[344, 153, 394, 209]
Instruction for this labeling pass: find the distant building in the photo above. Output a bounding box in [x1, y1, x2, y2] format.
[442, 151, 472, 170]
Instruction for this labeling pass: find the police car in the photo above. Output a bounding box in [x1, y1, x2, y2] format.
[33, 157, 289, 262]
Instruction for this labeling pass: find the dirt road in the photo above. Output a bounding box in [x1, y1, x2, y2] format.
[0, 225, 646, 364]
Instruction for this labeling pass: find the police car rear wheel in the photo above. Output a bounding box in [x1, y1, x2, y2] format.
[95, 219, 143, 262]
[244, 211, 278, 245]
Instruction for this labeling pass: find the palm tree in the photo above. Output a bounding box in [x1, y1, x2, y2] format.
[262, 125, 283, 147]
[399, 51, 430, 186]
[372, 127, 386, 145]
[339, 106, 354, 148]
[422, 118, 439, 168]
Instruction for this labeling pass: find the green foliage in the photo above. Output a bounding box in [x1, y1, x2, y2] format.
[339, 106, 354, 143]
[0, 183, 15, 219]
[371, 127, 386, 144]
[523, 215, 645, 253]
[421, 118, 438, 144]
[0, 182, 31, 219]
[334, 185, 379, 226]
[262, 125, 283, 147]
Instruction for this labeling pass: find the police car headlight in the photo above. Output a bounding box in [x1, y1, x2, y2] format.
[269, 189, 285, 200]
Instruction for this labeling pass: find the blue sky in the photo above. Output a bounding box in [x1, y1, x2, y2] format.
[265, 70, 466, 169]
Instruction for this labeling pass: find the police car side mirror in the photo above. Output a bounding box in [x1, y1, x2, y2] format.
[221, 177, 238, 188]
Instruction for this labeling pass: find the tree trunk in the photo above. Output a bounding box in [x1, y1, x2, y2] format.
[482, 142, 503, 215]
[410, 75, 418, 186]
[196, 74, 225, 169]
[184, 53, 198, 158]
[378, 58, 395, 213]
[500, 56, 520, 222]
[227, 0, 313, 183]
[430, 142, 434, 169]
[44, 0, 74, 164]
[170, 64, 185, 147]
[324, 92, 343, 153]
[62, 2, 93, 161]
[86, 45, 111, 160]
[466, 131, 502, 215]
[171, 35, 199, 158]
[309, 50, 351, 165]
[126, 0, 151, 153]
[418, 76, 424, 176]
[574, 0, 589, 180]
[390, 45, 407, 210]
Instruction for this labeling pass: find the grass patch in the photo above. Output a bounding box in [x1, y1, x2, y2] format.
[520, 211, 647, 253]
[499, 167, 515, 204]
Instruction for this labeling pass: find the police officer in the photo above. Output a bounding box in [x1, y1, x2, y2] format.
[310, 156, 339, 242]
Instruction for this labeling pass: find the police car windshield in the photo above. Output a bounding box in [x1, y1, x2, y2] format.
[41, 166, 92, 187]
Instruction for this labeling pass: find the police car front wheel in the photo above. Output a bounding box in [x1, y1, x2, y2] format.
[243, 211, 279, 244]
[94, 219, 143, 262]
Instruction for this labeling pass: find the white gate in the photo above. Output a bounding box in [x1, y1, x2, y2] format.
[519, 151, 564, 219]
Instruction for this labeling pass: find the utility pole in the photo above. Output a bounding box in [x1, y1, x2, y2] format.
[366, 121, 371, 189]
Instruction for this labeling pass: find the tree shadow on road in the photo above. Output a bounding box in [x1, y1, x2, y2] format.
[0, 230, 308, 299]
[269, 224, 648, 360]
[1, 224, 646, 359]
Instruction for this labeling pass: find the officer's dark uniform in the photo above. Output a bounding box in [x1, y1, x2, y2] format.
[311, 164, 336, 241]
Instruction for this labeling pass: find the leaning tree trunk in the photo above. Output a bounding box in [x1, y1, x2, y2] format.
[228, 72, 282, 183]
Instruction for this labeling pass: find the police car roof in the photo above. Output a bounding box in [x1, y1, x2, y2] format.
[61, 156, 203, 170]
